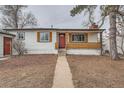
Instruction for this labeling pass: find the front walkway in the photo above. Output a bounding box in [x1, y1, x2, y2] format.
[0, 57, 10, 61]
[52, 56, 74, 88]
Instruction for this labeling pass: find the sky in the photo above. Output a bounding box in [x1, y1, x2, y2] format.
[27, 5, 109, 29]
[0, 5, 109, 30]
[27, 5, 84, 28]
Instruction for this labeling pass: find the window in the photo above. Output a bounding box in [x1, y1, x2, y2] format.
[17, 32, 25, 40]
[71, 34, 86, 42]
[40, 32, 49, 42]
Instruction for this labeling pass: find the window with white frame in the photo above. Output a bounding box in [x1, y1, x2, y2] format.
[17, 32, 25, 40]
[71, 33, 86, 42]
[40, 32, 49, 42]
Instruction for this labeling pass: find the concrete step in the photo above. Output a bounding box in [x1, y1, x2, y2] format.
[58, 49, 67, 56]
[58, 53, 66, 56]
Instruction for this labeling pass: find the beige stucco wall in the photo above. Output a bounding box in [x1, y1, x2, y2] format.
[88, 33, 98, 42]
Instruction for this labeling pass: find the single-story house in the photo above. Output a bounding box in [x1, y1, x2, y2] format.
[4, 28, 105, 55]
[0, 31, 15, 57]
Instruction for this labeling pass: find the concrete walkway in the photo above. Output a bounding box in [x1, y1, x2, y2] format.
[0, 57, 10, 61]
[52, 56, 74, 88]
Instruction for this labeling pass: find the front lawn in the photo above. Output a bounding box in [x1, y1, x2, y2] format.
[0, 54, 57, 88]
[67, 55, 124, 88]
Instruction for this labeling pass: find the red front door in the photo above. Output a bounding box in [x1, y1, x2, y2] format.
[4, 37, 12, 55]
[59, 34, 65, 48]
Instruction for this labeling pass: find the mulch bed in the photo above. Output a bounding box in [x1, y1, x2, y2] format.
[0, 54, 57, 88]
[67, 55, 124, 88]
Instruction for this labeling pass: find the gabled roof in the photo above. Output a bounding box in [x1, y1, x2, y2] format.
[0, 31, 15, 37]
[3, 28, 105, 33]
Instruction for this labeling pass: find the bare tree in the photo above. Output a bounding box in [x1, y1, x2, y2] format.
[13, 40, 27, 56]
[70, 5, 124, 60]
[0, 5, 37, 29]
[0, 5, 37, 56]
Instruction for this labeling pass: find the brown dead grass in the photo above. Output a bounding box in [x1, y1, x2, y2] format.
[0, 54, 57, 88]
[67, 55, 124, 88]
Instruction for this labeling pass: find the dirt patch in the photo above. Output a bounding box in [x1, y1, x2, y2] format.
[67, 55, 124, 88]
[0, 54, 57, 88]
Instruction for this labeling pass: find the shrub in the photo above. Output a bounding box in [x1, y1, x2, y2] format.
[13, 40, 27, 56]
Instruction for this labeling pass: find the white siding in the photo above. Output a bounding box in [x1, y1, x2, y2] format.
[0, 35, 3, 57]
[10, 31, 58, 55]
[9, 30, 100, 55]
[88, 33, 98, 42]
[67, 49, 101, 55]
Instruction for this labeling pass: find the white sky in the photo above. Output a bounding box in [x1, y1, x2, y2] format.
[26, 5, 109, 30]
[0, 5, 110, 30]
[27, 5, 83, 28]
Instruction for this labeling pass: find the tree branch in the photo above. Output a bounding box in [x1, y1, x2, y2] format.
[118, 11, 124, 16]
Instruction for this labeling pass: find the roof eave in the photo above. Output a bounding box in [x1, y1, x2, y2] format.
[3, 28, 105, 32]
[0, 31, 16, 37]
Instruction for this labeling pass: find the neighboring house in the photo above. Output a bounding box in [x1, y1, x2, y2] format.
[0, 31, 15, 57]
[4, 28, 104, 55]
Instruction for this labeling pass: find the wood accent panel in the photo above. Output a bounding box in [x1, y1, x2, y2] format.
[66, 42, 101, 49]
[49, 32, 52, 42]
[65, 32, 69, 48]
[37, 32, 40, 42]
[55, 42, 58, 49]
[55, 32, 101, 49]
[55, 32, 59, 49]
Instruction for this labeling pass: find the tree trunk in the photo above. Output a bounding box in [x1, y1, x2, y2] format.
[15, 5, 19, 28]
[109, 12, 120, 60]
